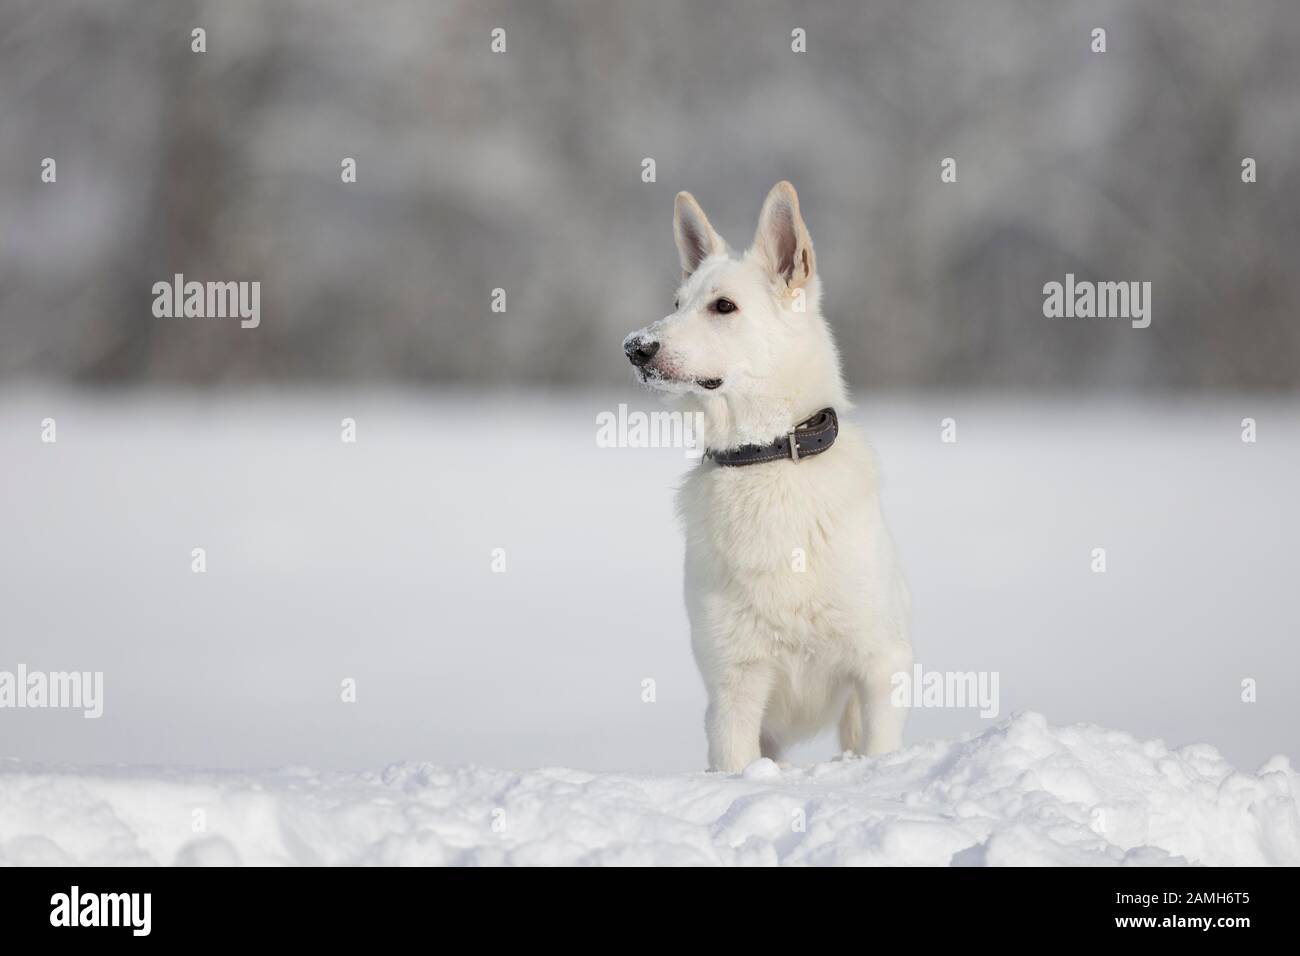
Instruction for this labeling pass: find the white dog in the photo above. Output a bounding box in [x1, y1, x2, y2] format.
[624, 182, 912, 772]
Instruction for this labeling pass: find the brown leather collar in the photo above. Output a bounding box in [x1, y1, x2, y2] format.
[706, 407, 839, 467]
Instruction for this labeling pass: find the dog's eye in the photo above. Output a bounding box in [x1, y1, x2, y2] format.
[674, 299, 679, 310]
[711, 298, 737, 314]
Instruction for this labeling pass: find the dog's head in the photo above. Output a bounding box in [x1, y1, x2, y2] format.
[623, 182, 836, 415]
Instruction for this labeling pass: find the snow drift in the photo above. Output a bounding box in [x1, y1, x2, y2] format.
[2, 712, 1295, 866]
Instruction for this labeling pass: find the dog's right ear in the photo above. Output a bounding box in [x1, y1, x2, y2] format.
[674, 191, 725, 278]
[753, 181, 815, 292]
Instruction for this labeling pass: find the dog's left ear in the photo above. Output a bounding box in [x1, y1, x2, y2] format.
[753, 181, 815, 292]
[674, 191, 725, 278]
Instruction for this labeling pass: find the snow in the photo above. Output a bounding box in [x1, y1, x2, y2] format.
[3, 386, 1298, 774]
[2, 712, 1295, 866]
[1, 385, 1297, 864]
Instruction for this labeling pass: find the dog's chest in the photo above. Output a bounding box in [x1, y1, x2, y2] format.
[684, 464, 831, 568]
[679, 458, 859, 645]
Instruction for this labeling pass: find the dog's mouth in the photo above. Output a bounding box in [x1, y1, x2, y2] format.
[639, 366, 723, 392]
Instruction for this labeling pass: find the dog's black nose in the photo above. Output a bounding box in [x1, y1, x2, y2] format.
[625, 338, 660, 367]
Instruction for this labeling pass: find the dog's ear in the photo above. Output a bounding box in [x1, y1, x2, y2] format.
[674, 191, 725, 278]
[753, 181, 815, 291]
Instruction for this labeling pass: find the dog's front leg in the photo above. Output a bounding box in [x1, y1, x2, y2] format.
[705, 662, 773, 772]
[843, 641, 912, 756]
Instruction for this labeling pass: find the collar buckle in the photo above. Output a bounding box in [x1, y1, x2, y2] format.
[705, 406, 838, 468]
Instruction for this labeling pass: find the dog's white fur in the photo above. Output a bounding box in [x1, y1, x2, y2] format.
[625, 182, 912, 772]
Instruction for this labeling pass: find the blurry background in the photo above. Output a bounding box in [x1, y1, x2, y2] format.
[3, 0, 1299, 388]
[1, 1, 1297, 776]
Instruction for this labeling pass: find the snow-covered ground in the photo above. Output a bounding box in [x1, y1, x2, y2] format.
[3, 712, 1296, 865]
[1, 386, 1297, 864]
